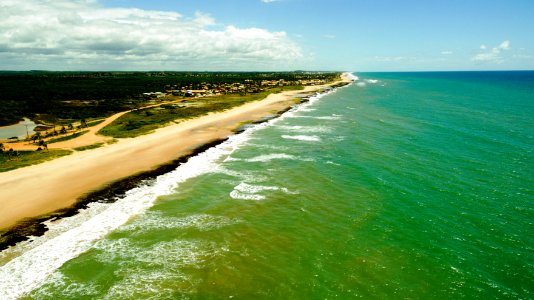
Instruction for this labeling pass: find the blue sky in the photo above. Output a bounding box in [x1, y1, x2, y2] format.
[1, 0, 533, 71]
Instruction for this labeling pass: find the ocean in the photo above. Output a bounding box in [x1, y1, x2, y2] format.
[1, 71, 533, 299]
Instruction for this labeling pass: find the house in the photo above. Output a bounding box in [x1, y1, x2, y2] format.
[183, 89, 209, 97]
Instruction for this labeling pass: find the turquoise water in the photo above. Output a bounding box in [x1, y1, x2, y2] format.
[1, 72, 533, 299]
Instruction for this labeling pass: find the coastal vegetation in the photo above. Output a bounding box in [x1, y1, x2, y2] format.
[46, 130, 89, 144]
[0, 149, 72, 172]
[0, 72, 339, 173]
[0, 71, 337, 126]
[74, 143, 105, 151]
[99, 85, 304, 138]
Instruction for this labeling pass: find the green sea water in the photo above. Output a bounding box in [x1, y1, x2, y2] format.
[1, 72, 533, 299]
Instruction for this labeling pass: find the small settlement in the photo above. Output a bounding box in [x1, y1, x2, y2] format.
[141, 78, 330, 100]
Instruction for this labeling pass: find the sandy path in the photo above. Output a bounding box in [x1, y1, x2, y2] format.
[5, 98, 186, 150]
[2, 110, 125, 151]
[47, 112, 125, 149]
[49, 98, 195, 149]
[0, 75, 353, 230]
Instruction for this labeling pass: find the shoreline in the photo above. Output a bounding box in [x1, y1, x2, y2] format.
[0, 74, 354, 250]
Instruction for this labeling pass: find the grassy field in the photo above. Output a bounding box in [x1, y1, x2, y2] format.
[86, 119, 105, 126]
[0, 150, 72, 172]
[99, 86, 303, 138]
[0, 84, 311, 170]
[74, 143, 105, 151]
[46, 130, 89, 144]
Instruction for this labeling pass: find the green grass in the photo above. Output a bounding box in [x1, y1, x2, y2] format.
[47, 130, 89, 144]
[0, 150, 72, 172]
[73, 143, 104, 151]
[98, 87, 302, 138]
[86, 119, 105, 126]
[275, 85, 304, 92]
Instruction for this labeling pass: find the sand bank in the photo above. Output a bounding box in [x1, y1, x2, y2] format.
[0, 74, 354, 231]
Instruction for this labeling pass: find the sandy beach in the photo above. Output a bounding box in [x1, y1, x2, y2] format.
[0, 74, 353, 231]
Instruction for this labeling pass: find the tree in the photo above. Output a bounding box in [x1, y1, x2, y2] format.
[7, 148, 16, 159]
[32, 132, 41, 143]
[0, 143, 4, 153]
[60, 126, 67, 134]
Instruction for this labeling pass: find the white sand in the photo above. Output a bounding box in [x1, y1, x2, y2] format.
[0, 75, 353, 229]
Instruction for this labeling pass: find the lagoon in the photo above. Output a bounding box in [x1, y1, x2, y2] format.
[0, 118, 36, 140]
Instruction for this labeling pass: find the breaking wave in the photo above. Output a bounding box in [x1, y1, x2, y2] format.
[281, 135, 321, 142]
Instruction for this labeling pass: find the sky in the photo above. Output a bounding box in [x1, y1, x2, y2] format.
[1, 0, 533, 71]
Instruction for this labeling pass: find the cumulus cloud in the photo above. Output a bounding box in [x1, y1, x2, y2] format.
[472, 40, 511, 63]
[0, 0, 302, 70]
[500, 40, 510, 50]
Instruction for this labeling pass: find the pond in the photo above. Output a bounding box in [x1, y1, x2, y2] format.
[0, 118, 37, 140]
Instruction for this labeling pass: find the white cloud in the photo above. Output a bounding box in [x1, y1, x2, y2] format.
[322, 34, 336, 39]
[512, 54, 532, 59]
[472, 40, 511, 63]
[499, 40, 510, 50]
[441, 51, 453, 55]
[0, 0, 302, 70]
[261, 0, 280, 3]
[480, 44, 487, 50]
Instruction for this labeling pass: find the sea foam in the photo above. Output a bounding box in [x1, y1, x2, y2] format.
[230, 182, 297, 201]
[0, 79, 345, 299]
[281, 135, 321, 142]
[276, 125, 331, 133]
[116, 212, 239, 233]
[343, 72, 359, 81]
[229, 190, 266, 201]
[356, 78, 379, 87]
[0, 132, 246, 298]
[289, 114, 341, 120]
[246, 153, 297, 162]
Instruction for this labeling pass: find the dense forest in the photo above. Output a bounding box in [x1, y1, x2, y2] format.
[0, 71, 340, 126]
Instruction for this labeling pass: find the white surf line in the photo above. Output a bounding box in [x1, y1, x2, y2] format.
[0, 83, 348, 299]
[230, 182, 298, 201]
[281, 135, 321, 142]
[0, 130, 262, 298]
[246, 153, 297, 162]
[343, 71, 359, 81]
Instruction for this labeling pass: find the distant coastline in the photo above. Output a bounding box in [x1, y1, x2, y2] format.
[0, 73, 355, 250]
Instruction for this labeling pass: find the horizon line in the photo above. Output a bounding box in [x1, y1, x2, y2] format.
[1, 69, 534, 73]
